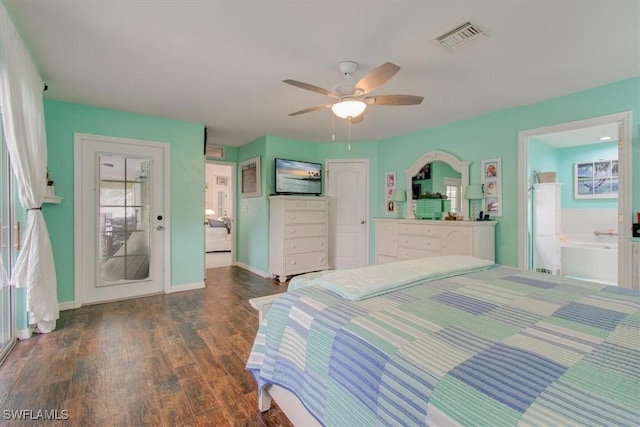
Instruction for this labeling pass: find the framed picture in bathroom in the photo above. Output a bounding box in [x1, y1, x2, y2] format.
[574, 160, 618, 199]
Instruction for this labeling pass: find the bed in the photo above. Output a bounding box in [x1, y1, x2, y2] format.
[205, 218, 231, 252]
[246, 255, 640, 426]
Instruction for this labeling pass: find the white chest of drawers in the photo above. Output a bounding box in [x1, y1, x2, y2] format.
[269, 196, 329, 283]
[374, 218, 496, 264]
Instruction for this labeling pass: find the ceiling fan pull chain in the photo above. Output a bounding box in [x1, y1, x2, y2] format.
[348, 118, 352, 151]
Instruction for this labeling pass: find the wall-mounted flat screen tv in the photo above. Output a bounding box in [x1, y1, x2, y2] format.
[274, 158, 322, 195]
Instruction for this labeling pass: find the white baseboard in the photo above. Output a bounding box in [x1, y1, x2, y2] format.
[58, 301, 76, 311]
[17, 328, 32, 340]
[235, 262, 271, 278]
[168, 281, 205, 293]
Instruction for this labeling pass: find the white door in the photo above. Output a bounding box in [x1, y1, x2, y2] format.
[0, 117, 15, 362]
[326, 160, 369, 269]
[75, 134, 167, 305]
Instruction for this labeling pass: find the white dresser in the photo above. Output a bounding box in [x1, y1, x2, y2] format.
[269, 196, 329, 283]
[374, 218, 496, 264]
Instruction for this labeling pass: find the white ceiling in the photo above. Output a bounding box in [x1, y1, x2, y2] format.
[534, 123, 619, 148]
[5, 1, 639, 148]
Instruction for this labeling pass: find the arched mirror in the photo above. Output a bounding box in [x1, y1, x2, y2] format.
[405, 150, 471, 220]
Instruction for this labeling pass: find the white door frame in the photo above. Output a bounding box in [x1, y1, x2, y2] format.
[73, 133, 171, 307]
[204, 159, 236, 264]
[325, 158, 370, 267]
[517, 111, 633, 286]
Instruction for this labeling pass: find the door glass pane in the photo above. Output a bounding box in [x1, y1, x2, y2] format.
[98, 155, 151, 284]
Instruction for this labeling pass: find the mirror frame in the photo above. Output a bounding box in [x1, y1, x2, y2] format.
[405, 150, 471, 220]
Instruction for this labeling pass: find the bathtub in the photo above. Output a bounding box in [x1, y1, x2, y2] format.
[561, 241, 618, 286]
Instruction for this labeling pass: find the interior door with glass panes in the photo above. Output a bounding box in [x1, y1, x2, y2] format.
[0, 117, 15, 363]
[77, 135, 166, 304]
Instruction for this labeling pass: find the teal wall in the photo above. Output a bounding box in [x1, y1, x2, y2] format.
[235, 136, 379, 273]
[528, 139, 619, 209]
[376, 76, 639, 267]
[39, 76, 640, 301]
[236, 137, 268, 272]
[528, 138, 559, 183]
[43, 100, 205, 303]
[558, 141, 618, 209]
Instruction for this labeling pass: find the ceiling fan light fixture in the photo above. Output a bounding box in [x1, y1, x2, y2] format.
[331, 98, 367, 119]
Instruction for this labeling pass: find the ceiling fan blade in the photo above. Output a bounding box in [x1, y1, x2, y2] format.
[283, 79, 337, 97]
[368, 94, 424, 106]
[355, 62, 400, 94]
[288, 104, 328, 116]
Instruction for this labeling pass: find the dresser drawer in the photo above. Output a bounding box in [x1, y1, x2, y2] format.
[305, 200, 327, 211]
[398, 223, 441, 237]
[285, 251, 327, 272]
[398, 234, 441, 251]
[285, 199, 326, 211]
[285, 224, 326, 238]
[376, 255, 399, 264]
[283, 237, 326, 255]
[398, 247, 441, 260]
[284, 210, 326, 224]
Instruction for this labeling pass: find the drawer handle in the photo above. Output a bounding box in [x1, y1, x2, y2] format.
[290, 244, 296, 248]
[319, 242, 324, 246]
[318, 257, 324, 261]
[290, 229, 296, 234]
[291, 215, 296, 220]
[290, 261, 297, 265]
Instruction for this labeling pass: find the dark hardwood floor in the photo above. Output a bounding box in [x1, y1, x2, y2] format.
[0, 267, 294, 426]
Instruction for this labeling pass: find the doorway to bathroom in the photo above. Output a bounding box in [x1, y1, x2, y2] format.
[518, 112, 633, 287]
[204, 162, 234, 269]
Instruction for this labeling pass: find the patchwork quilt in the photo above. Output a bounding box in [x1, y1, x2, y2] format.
[246, 264, 640, 426]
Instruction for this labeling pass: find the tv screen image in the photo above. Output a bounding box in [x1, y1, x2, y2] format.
[275, 158, 322, 195]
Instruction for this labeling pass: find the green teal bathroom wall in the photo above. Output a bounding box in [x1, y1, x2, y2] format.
[528, 138, 559, 182]
[558, 141, 618, 209]
[376, 76, 639, 267]
[43, 99, 204, 304]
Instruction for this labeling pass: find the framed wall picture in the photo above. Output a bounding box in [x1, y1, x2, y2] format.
[574, 160, 618, 199]
[385, 172, 396, 213]
[240, 156, 261, 198]
[481, 158, 502, 217]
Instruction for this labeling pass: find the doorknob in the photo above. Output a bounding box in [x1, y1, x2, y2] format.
[157, 225, 165, 230]
[360, 220, 366, 224]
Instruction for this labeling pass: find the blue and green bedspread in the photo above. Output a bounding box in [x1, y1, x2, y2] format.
[246, 264, 640, 426]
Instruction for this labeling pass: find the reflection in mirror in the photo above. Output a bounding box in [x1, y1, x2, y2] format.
[405, 150, 470, 220]
[411, 162, 461, 198]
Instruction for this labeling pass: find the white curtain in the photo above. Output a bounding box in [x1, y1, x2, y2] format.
[0, 4, 58, 333]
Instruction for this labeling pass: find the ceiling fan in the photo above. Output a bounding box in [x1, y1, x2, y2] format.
[284, 61, 423, 123]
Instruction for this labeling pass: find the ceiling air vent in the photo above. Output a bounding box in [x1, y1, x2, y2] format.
[435, 21, 487, 51]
